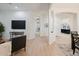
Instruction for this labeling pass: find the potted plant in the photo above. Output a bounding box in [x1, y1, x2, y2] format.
[0, 22, 5, 38]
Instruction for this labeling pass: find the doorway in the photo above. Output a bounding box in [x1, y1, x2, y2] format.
[56, 13, 77, 36]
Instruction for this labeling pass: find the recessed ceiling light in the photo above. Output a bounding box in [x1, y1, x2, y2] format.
[15, 6, 18, 9]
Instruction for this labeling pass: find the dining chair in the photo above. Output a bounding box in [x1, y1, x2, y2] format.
[71, 31, 79, 54]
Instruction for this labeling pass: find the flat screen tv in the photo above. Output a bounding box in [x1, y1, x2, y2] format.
[12, 20, 26, 29]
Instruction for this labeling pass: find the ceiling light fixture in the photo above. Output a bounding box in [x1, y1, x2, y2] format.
[15, 6, 18, 9]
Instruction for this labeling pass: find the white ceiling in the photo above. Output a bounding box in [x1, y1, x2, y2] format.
[53, 3, 79, 8]
[1, 3, 79, 11]
[0, 3, 49, 11]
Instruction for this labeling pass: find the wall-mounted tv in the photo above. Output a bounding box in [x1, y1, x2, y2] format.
[11, 20, 26, 29]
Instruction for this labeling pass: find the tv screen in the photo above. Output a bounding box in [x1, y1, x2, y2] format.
[12, 20, 26, 29]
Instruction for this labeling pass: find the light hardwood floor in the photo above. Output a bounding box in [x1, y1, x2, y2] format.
[13, 34, 79, 56]
[26, 36, 65, 56]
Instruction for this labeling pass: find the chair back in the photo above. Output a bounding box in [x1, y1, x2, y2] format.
[71, 31, 78, 49]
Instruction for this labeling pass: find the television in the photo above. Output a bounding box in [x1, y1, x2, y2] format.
[12, 20, 26, 29]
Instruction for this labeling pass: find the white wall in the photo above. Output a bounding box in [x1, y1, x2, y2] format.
[0, 10, 49, 40]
